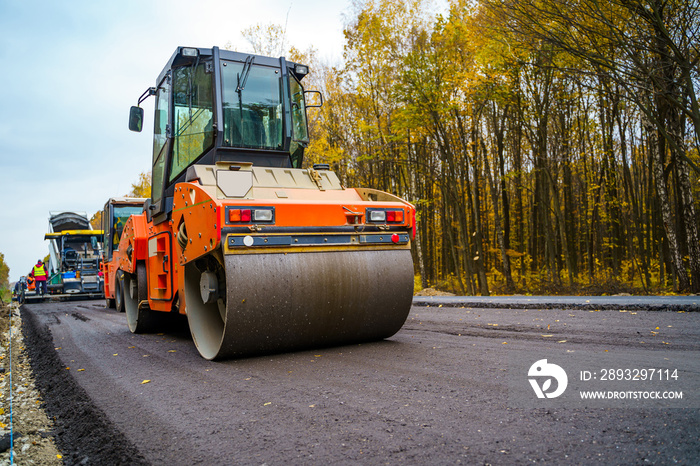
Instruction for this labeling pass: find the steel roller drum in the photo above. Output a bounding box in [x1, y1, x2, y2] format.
[185, 249, 414, 360]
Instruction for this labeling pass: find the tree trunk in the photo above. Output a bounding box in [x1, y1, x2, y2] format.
[644, 117, 690, 290]
[482, 138, 515, 291]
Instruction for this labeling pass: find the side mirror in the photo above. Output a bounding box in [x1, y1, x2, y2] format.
[304, 90, 324, 108]
[129, 106, 144, 132]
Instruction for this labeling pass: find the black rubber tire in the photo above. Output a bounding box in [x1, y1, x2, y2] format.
[115, 270, 125, 313]
[124, 263, 157, 333]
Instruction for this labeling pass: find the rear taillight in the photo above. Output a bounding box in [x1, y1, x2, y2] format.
[227, 207, 274, 224]
[366, 208, 405, 224]
[386, 210, 404, 222]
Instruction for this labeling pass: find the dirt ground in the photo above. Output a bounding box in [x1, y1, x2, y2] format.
[413, 287, 455, 296]
[0, 301, 62, 465]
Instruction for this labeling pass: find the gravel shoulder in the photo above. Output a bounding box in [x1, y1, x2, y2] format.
[0, 302, 61, 465]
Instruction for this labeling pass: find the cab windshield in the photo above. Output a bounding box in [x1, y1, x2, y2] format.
[221, 61, 283, 150]
[111, 206, 143, 250]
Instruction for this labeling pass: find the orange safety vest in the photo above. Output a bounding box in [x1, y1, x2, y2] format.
[33, 264, 47, 278]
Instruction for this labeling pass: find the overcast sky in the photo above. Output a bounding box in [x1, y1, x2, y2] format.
[0, 0, 355, 281]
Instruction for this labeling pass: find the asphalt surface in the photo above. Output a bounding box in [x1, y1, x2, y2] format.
[21, 298, 700, 465]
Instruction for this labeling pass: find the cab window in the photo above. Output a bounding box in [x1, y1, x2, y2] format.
[221, 61, 283, 150]
[152, 75, 170, 206]
[290, 75, 309, 143]
[170, 61, 214, 182]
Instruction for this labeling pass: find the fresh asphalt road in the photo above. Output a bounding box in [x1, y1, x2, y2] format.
[22, 298, 700, 464]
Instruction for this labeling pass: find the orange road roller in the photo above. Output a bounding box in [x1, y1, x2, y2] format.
[119, 46, 416, 359]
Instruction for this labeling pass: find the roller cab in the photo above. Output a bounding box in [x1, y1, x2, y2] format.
[101, 198, 146, 311]
[123, 46, 416, 359]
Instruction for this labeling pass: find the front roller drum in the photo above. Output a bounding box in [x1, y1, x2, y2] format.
[185, 249, 414, 360]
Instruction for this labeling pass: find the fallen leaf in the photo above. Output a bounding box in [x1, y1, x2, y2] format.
[168, 350, 176, 353]
[557, 340, 567, 343]
[541, 335, 553, 337]
[113, 354, 118, 356]
[57, 455, 63, 459]
[141, 379, 151, 384]
[502, 342, 508, 344]
[264, 402, 272, 406]
[309, 404, 316, 408]
[77, 369, 85, 372]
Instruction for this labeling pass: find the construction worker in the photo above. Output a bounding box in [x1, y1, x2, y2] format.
[12, 280, 21, 301]
[30, 259, 48, 295]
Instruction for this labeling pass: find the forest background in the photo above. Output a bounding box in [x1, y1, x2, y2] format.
[3, 0, 698, 300]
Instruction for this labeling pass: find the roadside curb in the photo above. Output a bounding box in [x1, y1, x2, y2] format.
[412, 296, 700, 312]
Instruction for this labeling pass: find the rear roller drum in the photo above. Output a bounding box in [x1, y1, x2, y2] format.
[185, 249, 414, 360]
[124, 263, 157, 333]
